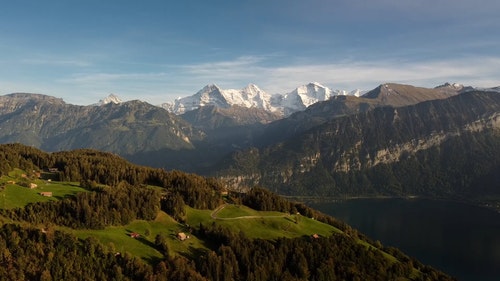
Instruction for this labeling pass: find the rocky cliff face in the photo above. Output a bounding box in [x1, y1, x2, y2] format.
[215, 91, 500, 198]
[180, 105, 281, 130]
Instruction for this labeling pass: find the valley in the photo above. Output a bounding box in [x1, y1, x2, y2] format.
[4, 1, 499, 280]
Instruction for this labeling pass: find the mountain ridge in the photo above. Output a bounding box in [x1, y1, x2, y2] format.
[0, 94, 203, 154]
[161, 82, 365, 116]
[160, 81, 500, 117]
[213, 90, 500, 202]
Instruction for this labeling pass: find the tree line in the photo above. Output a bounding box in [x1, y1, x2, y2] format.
[0, 143, 223, 211]
[1, 181, 160, 229]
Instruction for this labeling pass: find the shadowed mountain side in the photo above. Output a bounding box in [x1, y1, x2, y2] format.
[0, 94, 203, 154]
[212, 91, 500, 200]
[180, 105, 281, 131]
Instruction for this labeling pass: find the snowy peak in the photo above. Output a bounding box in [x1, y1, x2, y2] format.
[162, 84, 227, 114]
[278, 82, 338, 115]
[196, 84, 229, 107]
[163, 84, 275, 114]
[97, 94, 122, 106]
[290, 82, 333, 105]
[221, 84, 274, 111]
[162, 82, 367, 116]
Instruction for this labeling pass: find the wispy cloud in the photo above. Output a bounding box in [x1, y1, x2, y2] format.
[21, 58, 91, 67]
[33, 54, 500, 106]
[179, 55, 500, 94]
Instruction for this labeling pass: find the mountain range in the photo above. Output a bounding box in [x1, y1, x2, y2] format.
[216, 90, 500, 198]
[0, 82, 499, 209]
[161, 82, 363, 116]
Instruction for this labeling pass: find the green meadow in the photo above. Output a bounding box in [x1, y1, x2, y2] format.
[68, 205, 342, 262]
[0, 169, 85, 209]
[69, 212, 207, 261]
[186, 204, 342, 239]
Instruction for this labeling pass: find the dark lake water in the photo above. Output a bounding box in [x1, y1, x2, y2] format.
[309, 199, 500, 281]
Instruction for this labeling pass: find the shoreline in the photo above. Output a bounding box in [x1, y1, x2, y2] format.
[282, 195, 500, 213]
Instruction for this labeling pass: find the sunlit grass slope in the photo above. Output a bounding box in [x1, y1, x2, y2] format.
[0, 169, 85, 209]
[186, 204, 342, 239]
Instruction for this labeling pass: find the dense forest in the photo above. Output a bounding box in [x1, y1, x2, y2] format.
[0, 144, 455, 280]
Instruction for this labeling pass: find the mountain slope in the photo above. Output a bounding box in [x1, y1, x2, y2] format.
[0, 93, 202, 154]
[362, 83, 459, 106]
[180, 105, 281, 131]
[214, 91, 500, 202]
[255, 83, 461, 147]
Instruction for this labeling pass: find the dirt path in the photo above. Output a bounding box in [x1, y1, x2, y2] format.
[210, 204, 227, 219]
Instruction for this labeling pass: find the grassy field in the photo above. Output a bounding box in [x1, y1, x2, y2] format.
[0, 169, 86, 209]
[59, 204, 340, 262]
[68, 212, 207, 262]
[186, 204, 342, 239]
[215, 204, 285, 218]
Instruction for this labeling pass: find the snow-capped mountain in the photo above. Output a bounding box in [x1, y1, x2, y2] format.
[163, 82, 361, 116]
[96, 94, 122, 106]
[277, 82, 333, 114]
[162, 84, 276, 115]
[276, 82, 364, 115]
[342, 89, 365, 97]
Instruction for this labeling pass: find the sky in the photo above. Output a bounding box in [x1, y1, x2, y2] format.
[1, 0, 499, 105]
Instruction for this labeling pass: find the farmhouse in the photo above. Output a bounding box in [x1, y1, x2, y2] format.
[40, 192, 52, 197]
[177, 232, 189, 241]
[130, 232, 140, 239]
[29, 183, 38, 189]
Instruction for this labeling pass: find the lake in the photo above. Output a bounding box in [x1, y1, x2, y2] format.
[309, 198, 500, 281]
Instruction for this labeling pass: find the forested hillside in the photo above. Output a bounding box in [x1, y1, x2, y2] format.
[215, 91, 500, 208]
[0, 144, 454, 280]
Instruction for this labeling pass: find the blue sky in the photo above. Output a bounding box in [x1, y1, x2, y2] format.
[1, 0, 499, 105]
